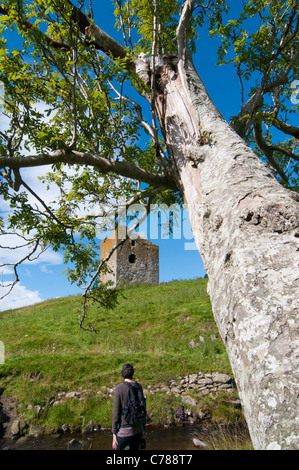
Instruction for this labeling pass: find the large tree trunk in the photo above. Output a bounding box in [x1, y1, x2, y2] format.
[153, 53, 299, 450]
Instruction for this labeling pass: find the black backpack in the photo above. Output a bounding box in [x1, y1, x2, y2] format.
[122, 382, 146, 427]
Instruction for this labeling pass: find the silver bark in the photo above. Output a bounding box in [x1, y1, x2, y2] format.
[151, 50, 299, 450]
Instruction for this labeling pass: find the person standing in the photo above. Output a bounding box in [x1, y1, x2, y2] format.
[112, 363, 146, 450]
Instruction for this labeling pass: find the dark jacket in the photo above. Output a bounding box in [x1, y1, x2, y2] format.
[112, 381, 144, 436]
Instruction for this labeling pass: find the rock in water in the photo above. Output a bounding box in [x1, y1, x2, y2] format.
[67, 439, 83, 450]
[193, 438, 208, 448]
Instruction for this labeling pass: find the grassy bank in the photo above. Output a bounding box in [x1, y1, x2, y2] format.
[0, 279, 248, 439]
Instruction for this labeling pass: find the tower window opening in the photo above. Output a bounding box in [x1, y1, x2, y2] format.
[129, 254, 136, 264]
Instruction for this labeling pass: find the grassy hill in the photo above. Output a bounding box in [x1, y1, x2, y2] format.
[0, 278, 243, 435]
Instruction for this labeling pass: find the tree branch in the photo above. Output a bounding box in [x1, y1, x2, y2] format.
[66, 0, 127, 59]
[1, 2, 128, 59]
[0, 150, 178, 191]
[270, 118, 299, 139]
[176, 0, 195, 61]
[254, 121, 291, 183]
[232, 3, 299, 138]
[0, 238, 43, 301]
[0, 6, 70, 50]
[264, 48, 299, 94]
[20, 178, 70, 227]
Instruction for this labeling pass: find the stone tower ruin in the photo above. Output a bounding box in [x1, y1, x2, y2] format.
[100, 230, 159, 286]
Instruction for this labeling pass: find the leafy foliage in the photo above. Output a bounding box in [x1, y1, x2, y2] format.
[211, 0, 299, 190]
[0, 0, 298, 323]
[113, 0, 181, 55]
[0, 0, 173, 319]
[113, 0, 228, 55]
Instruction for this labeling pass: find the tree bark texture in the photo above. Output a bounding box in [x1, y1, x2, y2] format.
[151, 54, 299, 450]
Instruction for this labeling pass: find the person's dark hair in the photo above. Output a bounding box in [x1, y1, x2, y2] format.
[121, 363, 134, 379]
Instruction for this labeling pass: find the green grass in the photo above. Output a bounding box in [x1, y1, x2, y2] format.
[193, 421, 253, 450]
[0, 278, 237, 432]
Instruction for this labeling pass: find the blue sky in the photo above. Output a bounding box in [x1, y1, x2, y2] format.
[0, 1, 272, 310]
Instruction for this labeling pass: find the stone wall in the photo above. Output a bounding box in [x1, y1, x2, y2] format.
[144, 371, 236, 400]
[49, 371, 236, 407]
[4, 371, 238, 439]
[100, 231, 159, 286]
[117, 238, 159, 285]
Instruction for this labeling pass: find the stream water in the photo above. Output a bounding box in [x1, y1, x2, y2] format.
[0, 425, 202, 451]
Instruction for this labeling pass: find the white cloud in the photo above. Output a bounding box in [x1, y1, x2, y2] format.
[0, 233, 63, 268]
[0, 266, 14, 276]
[40, 264, 53, 274]
[0, 282, 43, 312]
